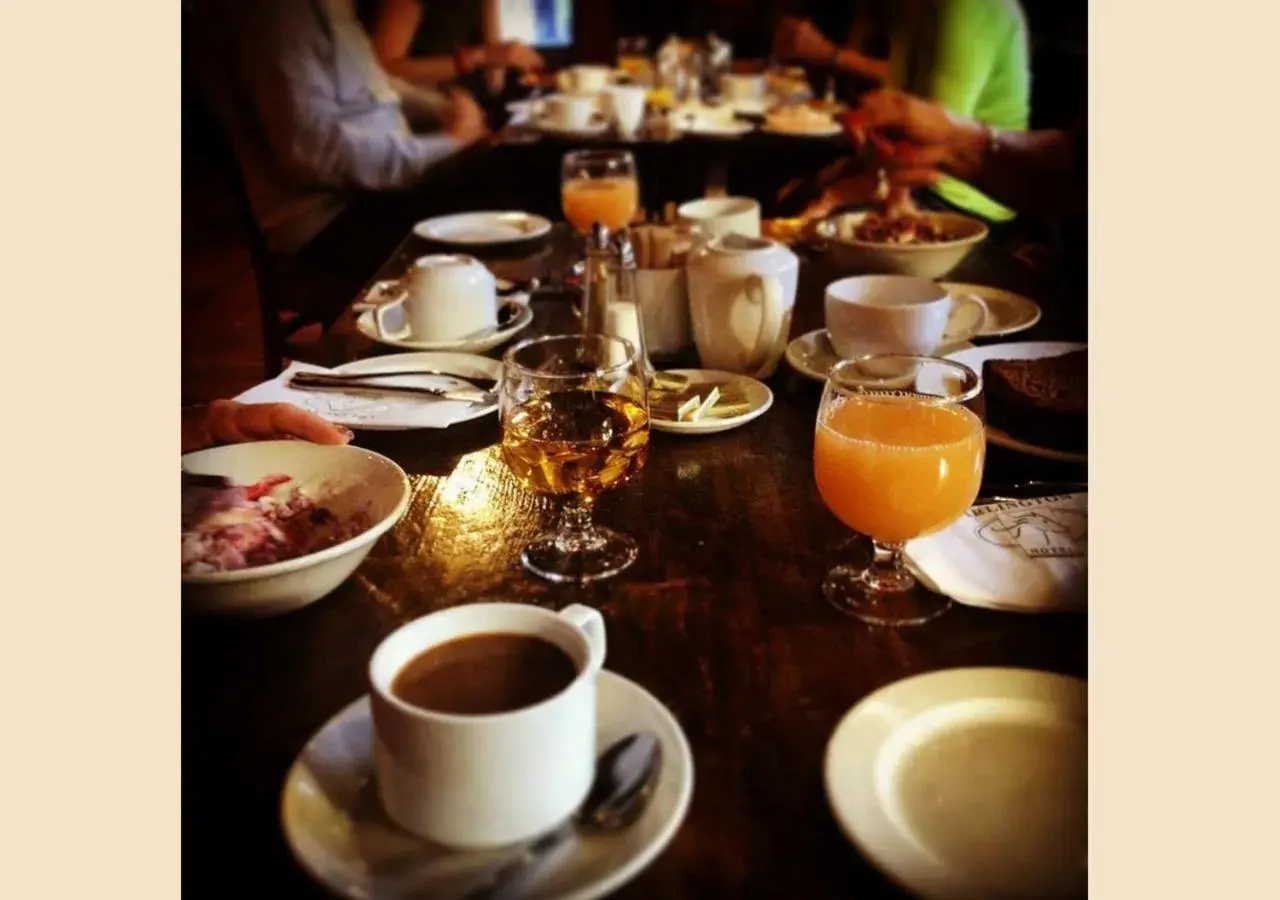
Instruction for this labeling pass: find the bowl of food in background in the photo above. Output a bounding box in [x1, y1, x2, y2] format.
[181, 441, 411, 618]
[815, 210, 988, 280]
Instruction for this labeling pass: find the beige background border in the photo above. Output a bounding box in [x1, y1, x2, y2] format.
[3, 0, 1265, 895]
[4, 0, 182, 894]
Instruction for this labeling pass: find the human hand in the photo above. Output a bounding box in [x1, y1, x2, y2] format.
[843, 89, 987, 183]
[444, 87, 490, 144]
[491, 41, 545, 71]
[774, 17, 836, 65]
[186, 400, 353, 453]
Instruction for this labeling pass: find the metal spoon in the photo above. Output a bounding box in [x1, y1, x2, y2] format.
[464, 731, 662, 900]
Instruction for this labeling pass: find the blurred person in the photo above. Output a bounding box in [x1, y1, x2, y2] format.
[368, 0, 545, 92]
[845, 88, 1085, 217]
[774, 0, 1030, 222]
[189, 0, 489, 282]
[182, 401, 353, 454]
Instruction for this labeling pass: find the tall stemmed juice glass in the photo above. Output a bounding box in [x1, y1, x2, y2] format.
[814, 354, 985, 625]
[561, 149, 639, 235]
[501, 333, 651, 583]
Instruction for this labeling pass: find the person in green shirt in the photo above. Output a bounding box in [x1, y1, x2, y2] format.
[773, 0, 1031, 222]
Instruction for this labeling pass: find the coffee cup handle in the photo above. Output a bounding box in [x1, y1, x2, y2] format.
[558, 604, 607, 671]
[744, 273, 785, 374]
[945, 293, 990, 343]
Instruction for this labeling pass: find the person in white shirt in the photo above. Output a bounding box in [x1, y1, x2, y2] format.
[189, 0, 489, 261]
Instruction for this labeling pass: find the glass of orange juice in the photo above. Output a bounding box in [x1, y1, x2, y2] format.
[561, 149, 640, 234]
[814, 354, 985, 625]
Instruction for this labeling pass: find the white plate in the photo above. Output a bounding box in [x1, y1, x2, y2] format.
[534, 116, 610, 138]
[680, 119, 754, 138]
[649, 369, 773, 435]
[784, 329, 976, 384]
[825, 668, 1087, 900]
[939, 342, 1087, 463]
[282, 670, 694, 900]
[725, 98, 768, 117]
[762, 121, 842, 138]
[356, 293, 534, 354]
[413, 211, 552, 247]
[323, 352, 502, 431]
[940, 283, 1043, 338]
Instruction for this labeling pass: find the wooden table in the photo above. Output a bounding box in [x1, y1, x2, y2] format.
[184, 224, 1087, 898]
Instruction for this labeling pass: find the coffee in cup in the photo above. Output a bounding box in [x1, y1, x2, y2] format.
[370, 603, 606, 849]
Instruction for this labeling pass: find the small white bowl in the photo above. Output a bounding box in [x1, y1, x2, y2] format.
[182, 441, 411, 618]
[816, 211, 988, 280]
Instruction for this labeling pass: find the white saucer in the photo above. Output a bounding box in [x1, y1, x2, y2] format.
[325, 352, 502, 431]
[356, 292, 534, 354]
[939, 342, 1087, 464]
[681, 119, 754, 138]
[725, 98, 767, 117]
[649, 369, 773, 435]
[940, 283, 1043, 338]
[534, 116, 610, 138]
[282, 670, 693, 900]
[825, 668, 1087, 900]
[784, 329, 976, 384]
[762, 121, 842, 138]
[413, 211, 552, 247]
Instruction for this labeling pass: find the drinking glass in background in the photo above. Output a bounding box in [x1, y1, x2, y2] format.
[814, 355, 985, 625]
[561, 149, 640, 234]
[617, 36, 652, 85]
[501, 334, 651, 583]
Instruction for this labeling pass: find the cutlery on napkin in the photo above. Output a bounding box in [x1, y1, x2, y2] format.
[235, 362, 497, 430]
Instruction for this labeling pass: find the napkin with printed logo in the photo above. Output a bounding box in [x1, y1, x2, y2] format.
[905, 493, 1087, 613]
[235, 362, 492, 430]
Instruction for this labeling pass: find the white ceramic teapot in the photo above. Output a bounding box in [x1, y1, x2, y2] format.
[685, 234, 799, 377]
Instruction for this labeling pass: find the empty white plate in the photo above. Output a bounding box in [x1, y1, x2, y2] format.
[533, 117, 610, 138]
[940, 283, 1042, 338]
[825, 668, 1087, 900]
[281, 670, 694, 900]
[413, 212, 552, 247]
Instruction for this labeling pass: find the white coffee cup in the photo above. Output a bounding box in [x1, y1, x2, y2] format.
[720, 73, 765, 103]
[678, 196, 762, 239]
[634, 268, 690, 359]
[604, 84, 647, 137]
[558, 64, 613, 94]
[824, 275, 990, 359]
[357, 254, 496, 343]
[540, 92, 600, 131]
[687, 234, 799, 377]
[370, 602, 607, 849]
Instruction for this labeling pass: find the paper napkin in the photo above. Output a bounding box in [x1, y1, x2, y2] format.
[236, 362, 490, 430]
[905, 493, 1087, 613]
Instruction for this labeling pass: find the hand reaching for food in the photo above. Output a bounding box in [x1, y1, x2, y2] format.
[183, 400, 354, 454]
[843, 89, 988, 186]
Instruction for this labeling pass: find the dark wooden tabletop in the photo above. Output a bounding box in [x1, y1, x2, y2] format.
[184, 221, 1087, 898]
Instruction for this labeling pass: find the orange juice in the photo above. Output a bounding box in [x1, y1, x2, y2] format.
[562, 177, 639, 233]
[814, 394, 985, 543]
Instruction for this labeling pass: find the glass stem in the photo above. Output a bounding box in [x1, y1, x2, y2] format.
[554, 497, 603, 554]
[863, 539, 915, 594]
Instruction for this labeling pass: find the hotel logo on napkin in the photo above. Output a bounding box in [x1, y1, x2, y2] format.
[971, 494, 1087, 560]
